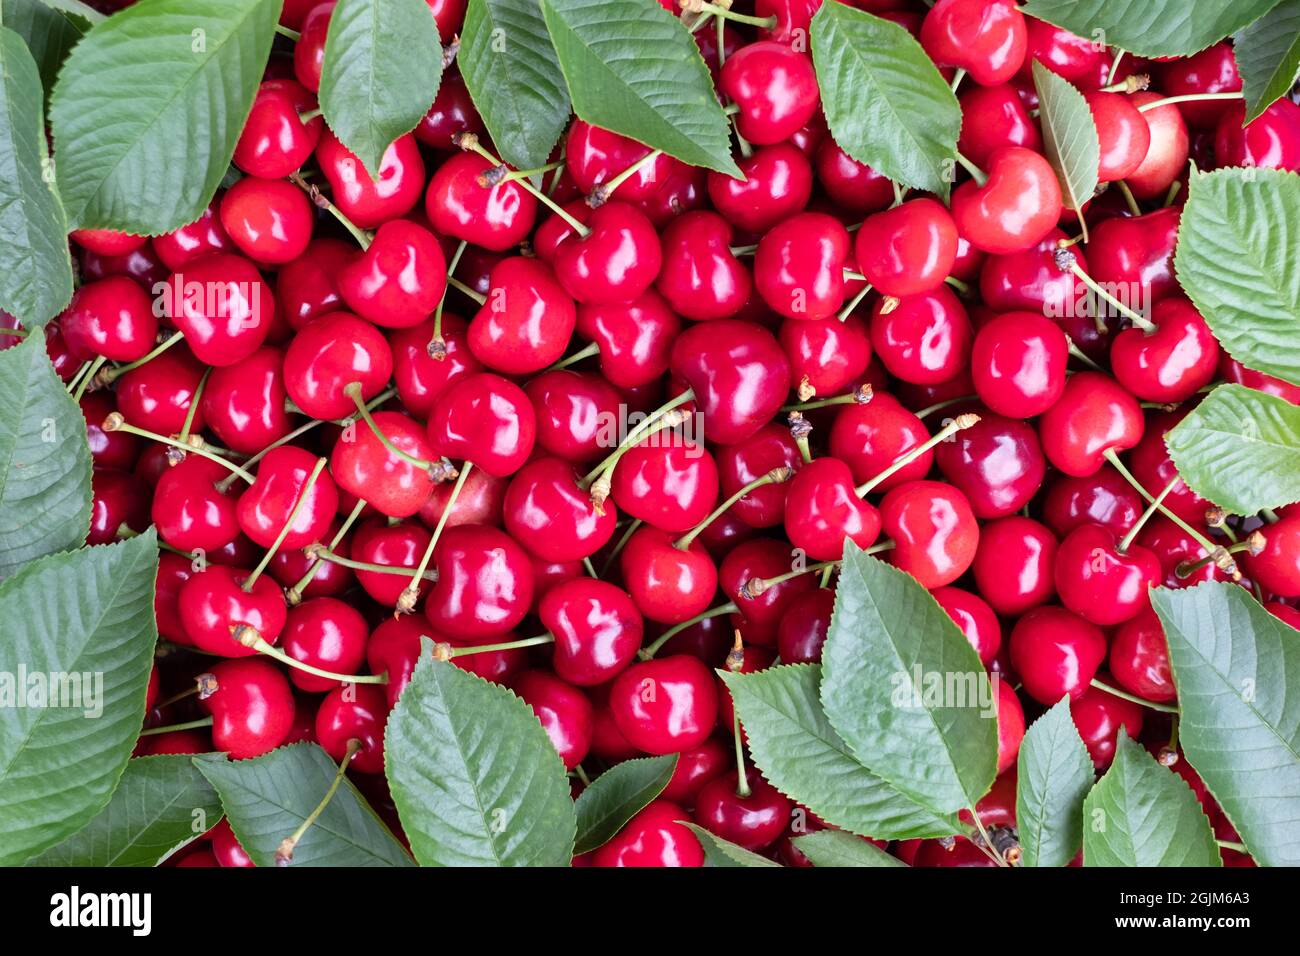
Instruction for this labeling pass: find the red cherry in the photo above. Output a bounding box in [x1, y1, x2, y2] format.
[237, 446, 337, 550]
[620, 525, 718, 625]
[154, 198, 234, 272]
[1219, 353, 1300, 405]
[503, 456, 617, 562]
[780, 314, 871, 399]
[970, 310, 1068, 416]
[856, 199, 958, 298]
[316, 683, 388, 774]
[201, 347, 293, 455]
[164, 254, 274, 366]
[1055, 522, 1161, 626]
[539, 578, 643, 686]
[151, 456, 239, 553]
[525, 370, 622, 464]
[331, 410, 440, 518]
[661, 738, 730, 804]
[553, 202, 662, 306]
[670, 319, 791, 445]
[608, 655, 719, 755]
[414, 73, 484, 147]
[921, 0, 1026, 86]
[425, 151, 537, 250]
[609, 436, 719, 534]
[720, 537, 817, 645]
[1043, 467, 1145, 539]
[512, 671, 594, 770]
[1069, 683, 1144, 769]
[1125, 91, 1189, 199]
[70, 228, 145, 257]
[1010, 604, 1107, 704]
[420, 465, 507, 531]
[275, 238, 351, 329]
[210, 818, 253, 868]
[776, 587, 835, 664]
[575, 290, 681, 389]
[1136, 517, 1227, 590]
[656, 211, 751, 321]
[390, 314, 482, 418]
[1019, 18, 1107, 86]
[715, 423, 802, 528]
[61, 277, 158, 362]
[870, 286, 972, 385]
[338, 220, 447, 329]
[350, 518, 431, 606]
[427, 372, 536, 477]
[1039, 372, 1144, 477]
[234, 79, 323, 178]
[468, 257, 575, 373]
[78, 241, 168, 292]
[784, 457, 882, 561]
[1154, 42, 1241, 129]
[932, 586, 1000, 666]
[88, 468, 149, 545]
[754, 211, 850, 320]
[1110, 296, 1219, 403]
[180, 564, 287, 656]
[958, 82, 1043, 168]
[1086, 91, 1152, 182]
[952, 146, 1062, 254]
[707, 143, 813, 234]
[1086, 206, 1181, 308]
[934, 411, 1046, 519]
[283, 311, 393, 419]
[200, 658, 295, 759]
[879, 480, 979, 589]
[317, 129, 424, 228]
[828, 392, 932, 491]
[82, 392, 140, 470]
[591, 800, 704, 867]
[219, 176, 314, 265]
[293, 1, 334, 91]
[565, 120, 683, 202]
[1215, 99, 1300, 172]
[425, 524, 535, 640]
[814, 139, 894, 215]
[695, 773, 792, 851]
[994, 678, 1025, 774]
[1268, 602, 1300, 630]
[718, 41, 819, 145]
[280, 597, 369, 692]
[972, 515, 1058, 616]
[1247, 513, 1300, 597]
[1110, 607, 1176, 703]
[366, 616, 427, 706]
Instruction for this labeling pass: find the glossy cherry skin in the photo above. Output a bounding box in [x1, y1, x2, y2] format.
[280, 597, 369, 692]
[79, 241, 169, 292]
[390, 314, 482, 418]
[1154, 42, 1241, 128]
[219, 176, 314, 264]
[1070, 683, 1144, 770]
[879, 481, 979, 589]
[293, 1, 334, 90]
[871, 286, 972, 385]
[994, 678, 1025, 774]
[425, 151, 537, 251]
[720, 538, 818, 646]
[427, 372, 536, 478]
[591, 800, 704, 867]
[620, 526, 718, 625]
[317, 129, 424, 228]
[237, 446, 337, 550]
[695, 773, 792, 852]
[539, 579, 643, 686]
[234, 79, 322, 178]
[503, 456, 617, 562]
[201, 347, 292, 455]
[932, 586, 1000, 666]
[338, 220, 446, 329]
[719, 41, 819, 145]
[350, 519, 432, 606]
[1126, 91, 1190, 199]
[420, 465, 507, 531]
[510, 671, 594, 770]
[553, 201, 661, 306]
[1085, 91, 1152, 183]
[1111, 296, 1219, 403]
[82, 393, 140, 470]
[814, 139, 893, 215]
[565, 120, 683, 202]
[934, 412, 1045, 519]
[200, 658, 295, 760]
[151, 457, 239, 553]
[366, 616, 428, 706]
[780, 314, 872, 399]
[1010, 605, 1107, 705]
[608, 655, 719, 755]
[468, 257, 575, 374]
[660, 737, 730, 805]
[829, 392, 933, 491]
[88, 468, 149, 545]
[163, 254, 274, 367]
[707, 143, 813, 234]
[283, 311, 393, 420]
[575, 290, 680, 389]
[856, 199, 958, 298]
[980, 229, 1092, 339]
[1220, 353, 1300, 405]
[1110, 607, 1176, 703]
[922, 0, 1026, 86]
[1055, 522, 1160, 626]
[1040, 372, 1144, 477]
[609, 437, 719, 534]
[415, 72, 483, 147]
[958, 82, 1043, 169]
[715, 423, 802, 528]
[180, 564, 287, 657]
[1020, 18, 1107, 86]
[330, 410, 440, 518]
[209, 819, 253, 868]
[70, 228, 146, 257]
[670, 319, 791, 446]
[754, 211, 850, 320]
[60, 277, 158, 362]
[154, 198, 234, 273]
[972, 516, 1058, 616]
[316, 683, 388, 774]
[656, 211, 751, 321]
[1247, 513, 1300, 597]
[952, 147, 1062, 255]
[970, 310, 1068, 416]
[1086, 206, 1181, 308]
[776, 587, 835, 664]
[1216, 100, 1300, 172]
[784, 458, 881, 561]
[425, 524, 535, 641]
[275, 238, 350, 329]
[525, 370, 622, 465]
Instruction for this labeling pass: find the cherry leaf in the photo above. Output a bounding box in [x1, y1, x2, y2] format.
[573, 754, 677, 855]
[1022, 0, 1284, 59]
[1235, 0, 1300, 124]
[1032, 62, 1100, 241]
[792, 829, 907, 867]
[1016, 698, 1094, 867]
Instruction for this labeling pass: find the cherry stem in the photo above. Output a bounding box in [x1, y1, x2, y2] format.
[1117, 474, 1179, 553]
[944, 275, 973, 298]
[0, 326, 28, 339]
[729, 243, 757, 257]
[857, 414, 979, 497]
[953, 151, 988, 187]
[398, 461, 473, 613]
[275, 24, 300, 41]
[788, 412, 813, 464]
[843, 269, 868, 282]
[588, 149, 662, 208]
[72, 355, 107, 403]
[455, 133, 591, 237]
[288, 498, 368, 604]
[688, 10, 712, 32]
[104, 414, 255, 483]
[1115, 179, 1142, 217]
[949, 67, 967, 94]
[716, 13, 727, 69]
[1102, 449, 1221, 555]
[681, 0, 775, 28]
[298, 107, 322, 123]
[915, 394, 976, 419]
[1262, 507, 1280, 524]
[583, 556, 599, 578]
[837, 283, 874, 321]
[344, 382, 448, 478]
[447, 275, 486, 305]
[600, 518, 644, 577]
[732, 707, 751, 797]
[434, 633, 555, 659]
[1105, 50, 1127, 87]
[430, 239, 469, 357]
[238, 626, 388, 685]
[1090, 678, 1179, 714]
[98, 330, 186, 385]
[288, 171, 372, 248]
[277, 738, 361, 866]
[675, 467, 794, 551]
[1164, 180, 1183, 208]
[1175, 533, 1260, 579]
[1066, 338, 1105, 373]
[243, 456, 328, 591]
[639, 602, 739, 660]
[1138, 92, 1243, 112]
[153, 684, 200, 711]
[580, 389, 696, 488]
[178, 367, 211, 445]
[1099, 73, 1149, 94]
[138, 716, 214, 737]
[781, 383, 872, 413]
[304, 544, 439, 580]
[1216, 839, 1248, 854]
[819, 563, 836, 588]
[547, 341, 600, 372]
[742, 559, 848, 599]
[968, 813, 1009, 867]
[503, 160, 565, 183]
[1059, 253, 1154, 332]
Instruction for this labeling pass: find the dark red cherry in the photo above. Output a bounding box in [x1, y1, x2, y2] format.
[283, 311, 393, 420]
[620, 525, 718, 625]
[1110, 607, 1176, 703]
[970, 310, 1068, 416]
[719, 41, 819, 145]
[237, 446, 337, 550]
[776, 587, 834, 664]
[525, 370, 622, 465]
[609, 436, 719, 534]
[338, 220, 446, 329]
[503, 456, 617, 562]
[656, 211, 751, 321]
[366, 616, 426, 706]
[280, 597, 368, 692]
[591, 800, 704, 867]
[164, 254, 274, 366]
[317, 129, 424, 229]
[512, 671, 594, 770]
[565, 120, 683, 202]
[201, 347, 293, 455]
[707, 143, 813, 234]
[921, 0, 1026, 86]
[932, 586, 1000, 666]
[994, 678, 1025, 773]
[61, 276, 158, 362]
[425, 524, 535, 640]
[275, 238, 351, 329]
[234, 78, 323, 178]
[934, 411, 1045, 519]
[879, 480, 979, 589]
[180, 564, 287, 656]
[1086, 91, 1152, 182]
[208, 819, 252, 868]
[427, 372, 536, 477]
[1039, 372, 1144, 477]
[425, 151, 537, 250]
[420, 465, 507, 532]
[151, 457, 239, 553]
[1111, 296, 1219, 403]
[316, 683, 388, 774]
[972, 515, 1057, 616]
[575, 290, 681, 389]
[1137, 517, 1226, 590]
[715, 423, 802, 528]
[1070, 683, 1144, 770]
[813, 138, 894, 215]
[88, 468, 149, 545]
[1055, 523, 1160, 626]
[870, 286, 972, 385]
[856, 199, 958, 298]
[390, 314, 482, 417]
[780, 314, 871, 399]
[952, 147, 1061, 254]
[539, 578, 643, 686]
[695, 773, 792, 851]
[754, 211, 850, 320]
[1247, 513, 1300, 597]
[331, 410, 440, 518]
[1043, 468, 1144, 538]
[78, 241, 168, 292]
[1010, 604, 1107, 705]
[828, 392, 932, 491]
[553, 201, 662, 306]
[637, 162, 708, 227]
[660, 737, 730, 805]
[200, 658, 294, 759]
[1086, 206, 1181, 308]
[82, 392, 140, 470]
[1154, 42, 1241, 129]
[219, 176, 313, 265]
[1126, 91, 1190, 199]
[350, 519, 431, 606]
[1219, 353, 1300, 405]
[414, 73, 484, 147]
[468, 256, 575, 373]
[669, 319, 791, 445]
[958, 82, 1043, 168]
[1215, 100, 1300, 172]
[784, 457, 881, 561]
[608, 655, 719, 755]
[719, 537, 817, 645]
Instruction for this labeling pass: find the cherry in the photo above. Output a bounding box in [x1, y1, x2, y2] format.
[468, 256, 575, 373]
[201, 347, 293, 455]
[427, 372, 536, 478]
[951, 147, 1062, 255]
[720, 538, 817, 645]
[620, 525, 718, 625]
[638, 163, 708, 227]
[88, 469, 149, 545]
[1069, 683, 1144, 770]
[575, 290, 681, 389]
[719, 41, 819, 145]
[219, 176, 314, 265]
[425, 524, 535, 640]
[1009, 605, 1107, 705]
[151, 456, 239, 553]
[1055, 522, 1161, 626]
[780, 314, 871, 400]
[525, 370, 623, 464]
[813, 139, 893, 215]
[828, 392, 932, 491]
[283, 311, 393, 420]
[979, 229, 1092, 335]
[163, 253, 275, 367]
[958, 82, 1043, 168]
[269, 516, 354, 598]
[276, 238, 351, 329]
[1219, 353, 1300, 405]
[415, 73, 484, 148]
[608, 655, 719, 755]
[280, 597, 369, 692]
[391, 314, 482, 418]
[1247, 513, 1300, 597]
[1125, 91, 1190, 199]
[82, 393, 140, 470]
[553, 202, 662, 306]
[972, 515, 1057, 616]
[1020, 18, 1107, 86]
[784, 457, 882, 561]
[237, 446, 336, 550]
[210, 819, 254, 868]
[661, 737, 730, 805]
[921, 0, 1026, 86]
[1217, 99, 1300, 172]
[199, 658, 295, 760]
[420, 466, 507, 530]
[695, 773, 792, 851]
[669, 319, 791, 445]
[1110, 296, 1219, 403]
[717, 644, 776, 738]
[338, 220, 447, 329]
[932, 586, 1000, 666]
[911, 835, 999, 867]
[114, 344, 208, 435]
[317, 129, 424, 229]
[503, 456, 617, 562]
[425, 151, 537, 251]
[856, 199, 959, 298]
[350, 519, 432, 606]
[70, 228, 145, 257]
[366, 616, 427, 706]
[871, 286, 972, 385]
[934, 411, 1045, 519]
[153, 199, 233, 273]
[565, 120, 682, 202]
[1268, 602, 1300, 630]
[1137, 516, 1228, 590]
[61, 276, 158, 362]
[1040, 372, 1144, 477]
[330, 410, 441, 518]
[879, 480, 979, 589]
[539, 578, 643, 686]
[754, 211, 850, 320]
[79, 242, 168, 292]
[316, 683, 388, 774]
[591, 800, 704, 867]
[776, 587, 834, 664]
[716, 423, 802, 528]
[1085, 206, 1181, 308]
[293, 1, 334, 91]
[707, 143, 813, 234]
[180, 563, 287, 656]
[512, 671, 594, 770]
[1086, 91, 1153, 183]
[1154, 42, 1241, 129]
[1110, 607, 1176, 703]
[994, 678, 1025, 774]
[970, 310, 1068, 416]
[609, 436, 719, 534]
[234, 79, 322, 178]
[656, 211, 751, 321]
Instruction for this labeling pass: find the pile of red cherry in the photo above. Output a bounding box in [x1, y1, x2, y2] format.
[32, 0, 1300, 867]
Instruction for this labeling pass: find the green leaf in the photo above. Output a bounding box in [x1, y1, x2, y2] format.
[792, 829, 906, 867]
[0, 28, 74, 327]
[0, 531, 158, 865]
[459, 0, 570, 171]
[1175, 167, 1300, 386]
[1082, 732, 1221, 866]
[682, 823, 780, 867]
[194, 745, 413, 867]
[385, 646, 576, 866]
[1236, 0, 1300, 123]
[319, 0, 442, 179]
[1151, 582, 1300, 867]
[49, 0, 281, 234]
[28, 755, 222, 866]
[810, 3, 961, 199]
[1165, 384, 1300, 514]
[574, 754, 677, 855]
[1032, 61, 1100, 238]
[1022, 0, 1284, 59]
[0, 330, 92, 579]
[1016, 698, 1094, 867]
[721, 664, 962, 840]
[821, 543, 998, 816]
[5, 0, 89, 96]
[539, 0, 740, 177]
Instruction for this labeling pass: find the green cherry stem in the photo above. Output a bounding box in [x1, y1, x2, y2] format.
[178, 367, 211, 445]
[674, 467, 794, 551]
[954, 150, 988, 187]
[430, 239, 469, 358]
[599, 518, 644, 577]
[302, 545, 439, 580]
[580, 388, 696, 487]
[1115, 179, 1142, 217]
[397, 462, 474, 614]
[72, 355, 107, 403]
[1174, 532, 1262, 580]
[102, 412, 255, 483]
[288, 498, 368, 605]
[344, 381, 455, 480]
[1055, 246, 1154, 331]
[681, 0, 776, 28]
[639, 602, 739, 661]
[455, 132, 591, 237]
[1067, 338, 1106, 373]
[275, 24, 301, 41]
[98, 330, 187, 385]
[780, 383, 872, 413]
[1090, 677, 1179, 714]
[1117, 475, 1179, 554]
[837, 283, 874, 321]
[1102, 449, 1222, 555]
[788, 412, 813, 465]
[1138, 92, 1243, 112]
[288, 171, 372, 248]
[547, 341, 600, 372]
[237, 625, 387, 685]
[740, 559, 849, 600]
[138, 716, 214, 737]
[856, 414, 979, 497]
[447, 275, 487, 305]
[433, 633, 556, 659]
[914, 394, 977, 419]
[276, 739, 362, 866]
[587, 149, 663, 208]
[502, 160, 565, 183]
[243, 457, 328, 591]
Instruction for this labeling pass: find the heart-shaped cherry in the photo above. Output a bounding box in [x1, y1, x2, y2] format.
[338, 220, 447, 328]
[164, 254, 275, 367]
[879, 480, 980, 589]
[932, 586, 1001, 666]
[350, 518, 432, 606]
[715, 423, 802, 528]
[1009, 604, 1107, 705]
[707, 143, 813, 234]
[934, 411, 1046, 519]
[779, 314, 872, 399]
[180, 564, 287, 657]
[620, 525, 718, 625]
[754, 211, 850, 320]
[719, 40, 819, 145]
[511, 670, 594, 770]
[694, 773, 792, 851]
[283, 311, 393, 420]
[970, 310, 1069, 416]
[237, 446, 337, 549]
[317, 129, 424, 228]
[870, 286, 972, 385]
[783, 458, 882, 561]
[316, 683, 388, 773]
[553, 201, 662, 305]
[952, 147, 1061, 255]
[971, 515, 1058, 616]
[503, 456, 617, 562]
[958, 82, 1043, 168]
[199, 658, 295, 759]
[591, 800, 704, 867]
[539, 578, 643, 686]
[856, 198, 959, 298]
[669, 319, 791, 445]
[425, 151, 538, 251]
[61, 277, 158, 362]
[828, 392, 932, 491]
[427, 372, 536, 478]
[656, 211, 751, 320]
[1039, 372, 1144, 477]
[921, 0, 1027, 86]
[151, 456, 240, 553]
[468, 256, 575, 374]
[280, 597, 369, 692]
[1110, 296, 1219, 403]
[331, 410, 442, 518]
[575, 290, 681, 389]
[424, 524, 535, 640]
[608, 655, 718, 755]
[609, 436, 719, 534]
